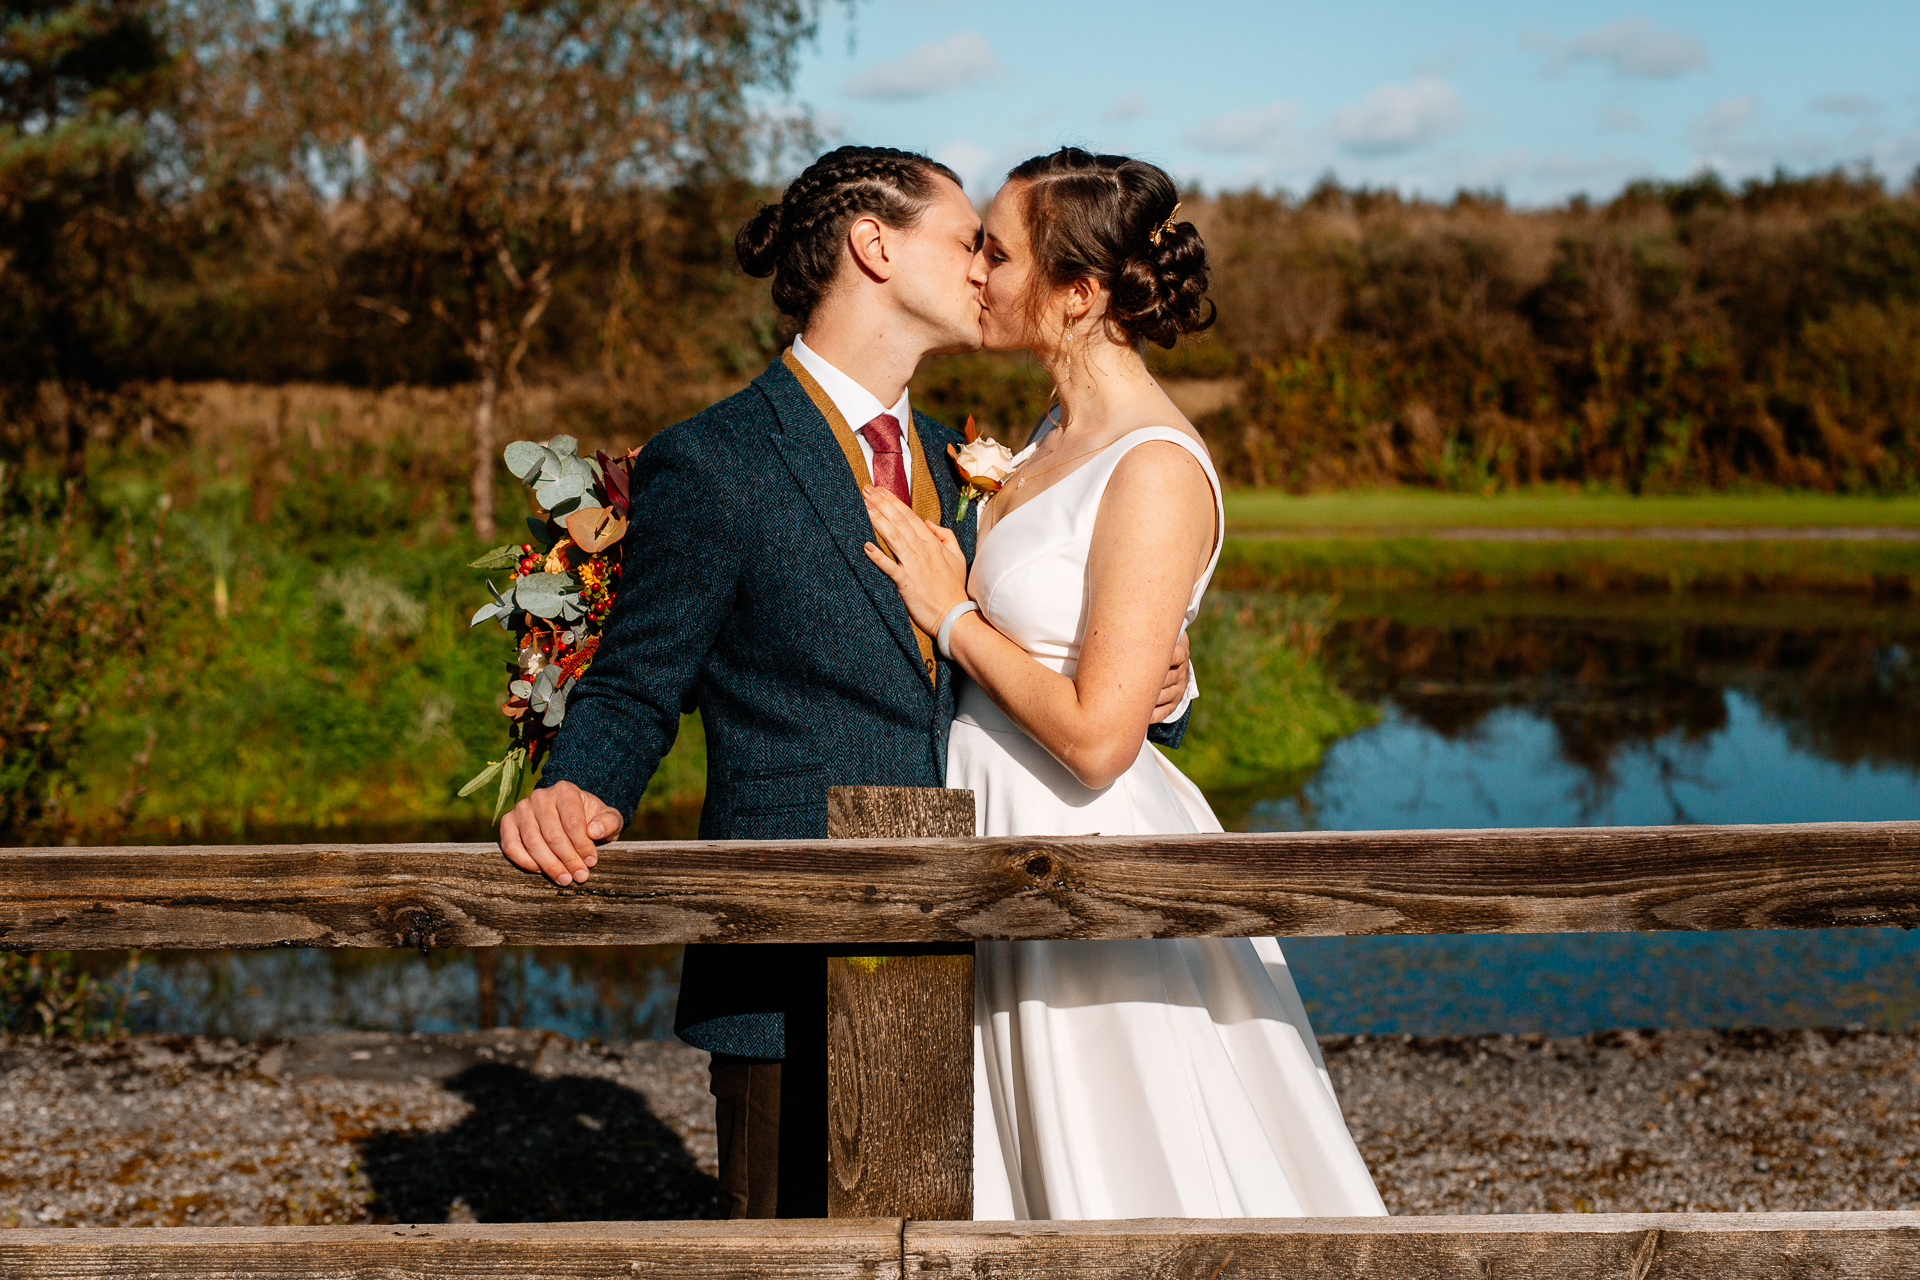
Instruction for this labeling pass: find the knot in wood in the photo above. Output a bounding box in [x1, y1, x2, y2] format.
[1024, 855, 1051, 879]
[379, 900, 445, 955]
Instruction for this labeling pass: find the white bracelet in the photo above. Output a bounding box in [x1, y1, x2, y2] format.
[936, 600, 981, 660]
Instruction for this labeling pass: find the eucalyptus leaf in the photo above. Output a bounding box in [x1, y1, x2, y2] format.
[457, 758, 504, 798]
[515, 571, 575, 601]
[532, 663, 561, 699]
[542, 681, 571, 727]
[548, 435, 579, 458]
[469, 544, 522, 570]
[534, 473, 586, 510]
[525, 517, 555, 549]
[492, 748, 524, 821]
[470, 600, 513, 629]
[503, 441, 549, 482]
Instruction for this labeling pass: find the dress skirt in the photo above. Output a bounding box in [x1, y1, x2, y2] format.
[950, 683, 1387, 1220]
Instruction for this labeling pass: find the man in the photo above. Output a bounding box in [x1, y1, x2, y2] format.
[499, 146, 1190, 1217]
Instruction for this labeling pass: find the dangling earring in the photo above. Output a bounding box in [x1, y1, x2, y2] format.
[1064, 313, 1074, 375]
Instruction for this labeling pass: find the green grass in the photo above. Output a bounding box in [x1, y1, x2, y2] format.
[1224, 487, 1920, 532]
[1219, 536, 1920, 596]
[1179, 594, 1378, 827]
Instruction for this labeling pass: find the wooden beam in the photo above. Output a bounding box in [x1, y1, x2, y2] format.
[8, 1212, 1920, 1279]
[826, 953, 974, 1220]
[904, 1212, 1920, 1278]
[0, 1219, 906, 1280]
[6, 820, 1920, 950]
[826, 787, 975, 1221]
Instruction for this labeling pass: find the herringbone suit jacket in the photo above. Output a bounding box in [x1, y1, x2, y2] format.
[540, 355, 1189, 1058]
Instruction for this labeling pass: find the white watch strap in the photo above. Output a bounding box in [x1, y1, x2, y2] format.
[936, 601, 981, 660]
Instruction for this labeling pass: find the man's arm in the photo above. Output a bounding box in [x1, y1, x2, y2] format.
[499, 425, 743, 884]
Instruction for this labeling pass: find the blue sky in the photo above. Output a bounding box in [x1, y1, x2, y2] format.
[778, 0, 1920, 205]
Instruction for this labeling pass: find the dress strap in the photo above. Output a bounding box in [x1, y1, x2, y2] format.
[1098, 427, 1225, 564]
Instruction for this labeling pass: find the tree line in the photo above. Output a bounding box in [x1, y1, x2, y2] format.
[7, 1, 1920, 517]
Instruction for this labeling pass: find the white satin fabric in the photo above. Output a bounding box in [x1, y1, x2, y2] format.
[949, 428, 1386, 1220]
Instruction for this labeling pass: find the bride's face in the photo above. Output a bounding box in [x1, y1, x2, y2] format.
[979, 181, 1049, 353]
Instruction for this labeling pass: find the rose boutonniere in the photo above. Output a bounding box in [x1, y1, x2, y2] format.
[948, 416, 1016, 522]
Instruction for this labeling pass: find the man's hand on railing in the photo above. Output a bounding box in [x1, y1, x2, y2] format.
[498, 781, 623, 886]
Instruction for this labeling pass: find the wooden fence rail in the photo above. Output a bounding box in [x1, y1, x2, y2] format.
[7, 817, 1920, 1277]
[5, 820, 1920, 951]
[5, 1213, 1920, 1278]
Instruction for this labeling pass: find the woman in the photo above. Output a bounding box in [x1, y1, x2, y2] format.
[862, 148, 1385, 1221]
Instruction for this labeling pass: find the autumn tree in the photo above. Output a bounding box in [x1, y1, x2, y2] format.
[266, 0, 824, 538]
[0, 0, 171, 470]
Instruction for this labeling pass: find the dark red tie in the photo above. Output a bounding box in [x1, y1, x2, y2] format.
[859, 413, 910, 504]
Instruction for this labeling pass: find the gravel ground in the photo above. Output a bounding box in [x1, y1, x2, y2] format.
[1327, 1028, 1920, 1215]
[0, 1032, 719, 1230]
[4, 1027, 1919, 1228]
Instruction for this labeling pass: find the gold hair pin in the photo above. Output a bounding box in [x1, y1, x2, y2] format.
[1148, 202, 1183, 246]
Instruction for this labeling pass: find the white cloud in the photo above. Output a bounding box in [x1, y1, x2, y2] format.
[1812, 94, 1881, 117]
[1526, 18, 1709, 80]
[1328, 78, 1467, 155]
[843, 32, 998, 101]
[1184, 101, 1300, 155]
[1100, 93, 1150, 124]
[933, 140, 995, 194]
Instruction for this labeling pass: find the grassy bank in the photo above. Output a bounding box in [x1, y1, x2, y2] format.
[1221, 535, 1920, 596]
[1224, 488, 1920, 532]
[11, 402, 1362, 843]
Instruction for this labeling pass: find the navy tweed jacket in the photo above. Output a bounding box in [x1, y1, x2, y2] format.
[539, 356, 1188, 1059]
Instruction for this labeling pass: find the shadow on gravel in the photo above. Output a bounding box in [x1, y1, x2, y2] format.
[358, 1063, 719, 1222]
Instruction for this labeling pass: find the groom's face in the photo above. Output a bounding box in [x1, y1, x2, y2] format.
[892, 175, 987, 355]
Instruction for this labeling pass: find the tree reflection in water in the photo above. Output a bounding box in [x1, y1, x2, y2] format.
[1313, 604, 1920, 826]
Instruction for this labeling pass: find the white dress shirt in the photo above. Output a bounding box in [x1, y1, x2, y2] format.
[792, 333, 912, 496]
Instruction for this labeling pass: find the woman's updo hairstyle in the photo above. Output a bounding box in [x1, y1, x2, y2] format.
[1006, 147, 1214, 348]
[737, 145, 962, 321]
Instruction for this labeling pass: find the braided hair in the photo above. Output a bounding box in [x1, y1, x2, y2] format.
[736, 146, 963, 321]
[1006, 147, 1214, 348]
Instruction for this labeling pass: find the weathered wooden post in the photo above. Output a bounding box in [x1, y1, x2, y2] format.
[824, 786, 976, 1220]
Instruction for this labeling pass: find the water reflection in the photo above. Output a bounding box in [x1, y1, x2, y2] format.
[132, 947, 681, 1042]
[1259, 595, 1920, 1037]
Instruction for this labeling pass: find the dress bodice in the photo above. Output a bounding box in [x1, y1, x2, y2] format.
[969, 427, 1224, 681]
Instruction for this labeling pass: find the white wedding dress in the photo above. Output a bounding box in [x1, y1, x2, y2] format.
[950, 427, 1386, 1221]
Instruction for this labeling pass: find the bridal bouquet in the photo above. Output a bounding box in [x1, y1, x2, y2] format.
[458, 436, 636, 818]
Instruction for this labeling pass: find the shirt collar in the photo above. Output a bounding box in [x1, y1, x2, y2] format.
[791, 333, 911, 434]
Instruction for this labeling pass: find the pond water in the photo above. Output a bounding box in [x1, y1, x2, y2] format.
[119, 591, 1920, 1042]
[1272, 593, 1920, 1037]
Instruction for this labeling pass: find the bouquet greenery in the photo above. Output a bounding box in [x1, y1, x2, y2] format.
[459, 436, 636, 818]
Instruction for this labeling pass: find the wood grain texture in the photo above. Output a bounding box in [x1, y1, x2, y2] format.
[905, 1212, 1920, 1279]
[7, 821, 1920, 949]
[9, 1213, 1920, 1279]
[827, 954, 974, 1220]
[825, 786, 976, 1221]
[0, 1219, 905, 1280]
[826, 786, 976, 840]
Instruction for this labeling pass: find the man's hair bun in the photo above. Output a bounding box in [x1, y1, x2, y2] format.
[733, 146, 962, 322]
[734, 203, 785, 280]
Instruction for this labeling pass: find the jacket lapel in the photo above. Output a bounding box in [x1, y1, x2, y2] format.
[760, 358, 934, 688]
[918, 411, 977, 563]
